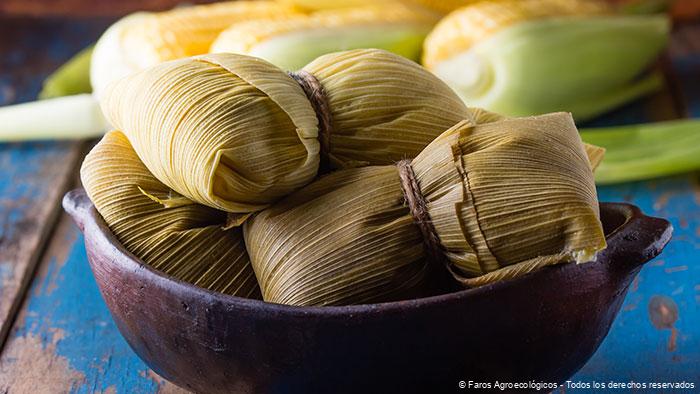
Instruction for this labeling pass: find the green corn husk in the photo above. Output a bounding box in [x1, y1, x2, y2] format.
[99, 49, 471, 214]
[422, 0, 670, 121]
[39, 46, 93, 99]
[244, 112, 605, 306]
[619, 0, 670, 15]
[81, 130, 260, 298]
[581, 119, 700, 184]
[0, 94, 106, 141]
[210, 3, 439, 71]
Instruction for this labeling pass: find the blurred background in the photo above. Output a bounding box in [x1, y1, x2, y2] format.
[0, 0, 698, 392]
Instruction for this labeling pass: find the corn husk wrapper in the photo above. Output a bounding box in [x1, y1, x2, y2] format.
[90, 1, 300, 94]
[100, 50, 470, 214]
[211, 4, 439, 70]
[99, 53, 320, 215]
[81, 131, 260, 298]
[245, 112, 606, 306]
[423, 0, 670, 120]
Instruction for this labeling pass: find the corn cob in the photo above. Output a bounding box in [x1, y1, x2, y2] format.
[211, 3, 439, 70]
[422, 0, 669, 120]
[278, 0, 480, 13]
[91, 1, 300, 93]
[423, 0, 611, 70]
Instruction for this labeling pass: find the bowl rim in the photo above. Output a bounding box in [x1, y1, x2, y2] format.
[65, 189, 670, 317]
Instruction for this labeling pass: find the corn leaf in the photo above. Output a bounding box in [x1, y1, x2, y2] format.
[39, 45, 93, 99]
[581, 119, 700, 184]
[426, 10, 669, 120]
[0, 94, 106, 141]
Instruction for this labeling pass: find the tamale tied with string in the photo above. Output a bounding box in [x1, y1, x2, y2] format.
[99, 54, 320, 216]
[99, 49, 471, 214]
[244, 112, 606, 306]
[81, 131, 260, 298]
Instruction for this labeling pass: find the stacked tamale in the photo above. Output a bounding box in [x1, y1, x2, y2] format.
[82, 49, 607, 306]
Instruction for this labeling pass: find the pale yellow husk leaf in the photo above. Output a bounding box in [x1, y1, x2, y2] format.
[99, 53, 320, 214]
[245, 112, 606, 306]
[81, 131, 260, 298]
[423, 0, 610, 69]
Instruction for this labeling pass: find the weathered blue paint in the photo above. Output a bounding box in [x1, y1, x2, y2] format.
[563, 53, 700, 391]
[0, 16, 115, 341]
[567, 176, 700, 388]
[10, 222, 163, 393]
[0, 140, 75, 291]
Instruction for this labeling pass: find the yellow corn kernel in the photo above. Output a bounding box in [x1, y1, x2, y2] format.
[126, 1, 300, 63]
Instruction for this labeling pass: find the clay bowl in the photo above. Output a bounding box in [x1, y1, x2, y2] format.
[63, 189, 672, 394]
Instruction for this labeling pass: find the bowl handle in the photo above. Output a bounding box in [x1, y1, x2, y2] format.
[597, 202, 673, 272]
[62, 188, 93, 231]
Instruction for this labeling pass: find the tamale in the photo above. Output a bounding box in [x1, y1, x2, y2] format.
[80, 131, 260, 298]
[99, 54, 320, 215]
[99, 49, 471, 214]
[90, 1, 300, 94]
[210, 4, 439, 70]
[244, 112, 606, 306]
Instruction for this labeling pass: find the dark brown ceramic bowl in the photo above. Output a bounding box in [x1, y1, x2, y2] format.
[63, 189, 672, 394]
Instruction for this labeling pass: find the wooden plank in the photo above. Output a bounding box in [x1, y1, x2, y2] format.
[0, 213, 188, 393]
[0, 17, 108, 348]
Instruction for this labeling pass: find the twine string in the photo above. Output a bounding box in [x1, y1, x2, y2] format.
[396, 159, 444, 263]
[288, 70, 332, 167]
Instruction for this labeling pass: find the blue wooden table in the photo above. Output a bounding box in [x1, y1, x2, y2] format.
[0, 15, 698, 394]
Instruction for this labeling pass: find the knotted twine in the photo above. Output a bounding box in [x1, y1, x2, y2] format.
[288, 70, 451, 278]
[291, 70, 446, 269]
[288, 70, 333, 169]
[396, 159, 446, 265]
